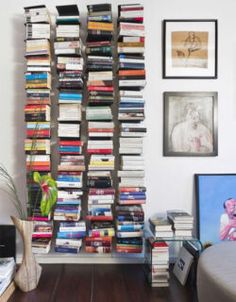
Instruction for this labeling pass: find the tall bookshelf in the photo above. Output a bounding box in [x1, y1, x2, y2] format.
[85, 3, 115, 254]
[22, 3, 146, 263]
[24, 5, 53, 254]
[116, 4, 146, 254]
[54, 5, 86, 254]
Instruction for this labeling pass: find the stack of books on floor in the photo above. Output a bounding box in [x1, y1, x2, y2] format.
[85, 3, 115, 254]
[0, 258, 16, 296]
[54, 5, 86, 253]
[24, 5, 53, 253]
[32, 220, 53, 253]
[149, 215, 173, 238]
[167, 210, 194, 237]
[116, 3, 146, 254]
[146, 238, 170, 287]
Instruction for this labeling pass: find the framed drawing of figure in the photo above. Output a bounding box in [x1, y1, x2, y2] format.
[163, 91, 218, 156]
[163, 19, 218, 79]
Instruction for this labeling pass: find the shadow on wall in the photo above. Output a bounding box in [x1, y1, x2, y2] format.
[12, 14, 25, 255]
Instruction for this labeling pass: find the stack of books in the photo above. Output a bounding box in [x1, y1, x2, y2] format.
[32, 220, 53, 253]
[116, 3, 146, 254]
[0, 258, 16, 296]
[87, 140, 113, 154]
[54, 5, 86, 253]
[117, 3, 145, 121]
[55, 221, 86, 253]
[86, 170, 114, 253]
[85, 3, 115, 254]
[149, 216, 173, 238]
[167, 210, 194, 237]
[146, 239, 170, 287]
[116, 205, 144, 253]
[25, 5, 50, 40]
[24, 5, 53, 244]
[88, 121, 114, 138]
[24, 6, 52, 174]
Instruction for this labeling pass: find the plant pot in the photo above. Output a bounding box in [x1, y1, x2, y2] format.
[11, 216, 42, 292]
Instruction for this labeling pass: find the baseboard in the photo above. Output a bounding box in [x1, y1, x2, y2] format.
[16, 252, 145, 264]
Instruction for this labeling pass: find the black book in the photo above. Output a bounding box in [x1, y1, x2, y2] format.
[56, 5, 79, 16]
[24, 5, 46, 11]
[87, 4, 111, 13]
[87, 179, 112, 188]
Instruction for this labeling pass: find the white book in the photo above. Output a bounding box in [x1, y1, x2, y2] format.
[119, 80, 146, 87]
[118, 170, 145, 177]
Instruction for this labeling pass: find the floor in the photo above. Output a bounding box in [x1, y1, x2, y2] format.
[9, 264, 198, 302]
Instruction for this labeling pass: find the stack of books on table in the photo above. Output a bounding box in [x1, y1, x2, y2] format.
[85, 3, 115, 254]
[149, 216, 173, 238]
[24, 5, 53, 249]
[167, 210, 194, 237]
[32, 220, 53, 253]
[54, 5, 86, 253]
[116, 3, 146, 254]
[146, 238, 170, 287]
[0, 258, 16, 296]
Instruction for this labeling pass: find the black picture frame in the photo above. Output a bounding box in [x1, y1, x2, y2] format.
[163, 91, 218, 156]
[195, 174, 236, 247]
[163, 19, 218, 79]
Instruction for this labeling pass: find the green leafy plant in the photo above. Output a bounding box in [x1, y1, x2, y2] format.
[33, 171, 57, 216]
[0, 164, 57, 220]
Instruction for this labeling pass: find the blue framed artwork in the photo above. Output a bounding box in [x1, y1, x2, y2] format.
[195, 174, 236, 247]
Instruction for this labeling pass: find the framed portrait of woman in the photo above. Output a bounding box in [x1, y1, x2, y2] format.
[163, 91, 218, 156]
[163, 19, 218, 79]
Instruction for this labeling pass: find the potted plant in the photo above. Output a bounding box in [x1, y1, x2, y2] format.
[0, 164, 57, 292]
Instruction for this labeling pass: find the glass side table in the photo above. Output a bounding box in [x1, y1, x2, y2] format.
[144, 228, 203, 287]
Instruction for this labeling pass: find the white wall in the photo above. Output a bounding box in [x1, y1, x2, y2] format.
[1, 0, 236, 236]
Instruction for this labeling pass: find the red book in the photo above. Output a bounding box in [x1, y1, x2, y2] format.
[32, 233, 52, 238]
[120, 6, 144, 11]
[26, 130, 50, 138]
[85, 236, 112, 243]
[87, 86, 114, 92]
[26, 165, 51, 171]
[28, 216, 50, 221]
[148, 237, 168, 248]
[86, 215, 113, 221]
[87, 149, 113, 154]
[89, 188, 115, 195]
[60, 140, 83, 146]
